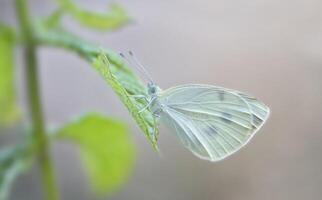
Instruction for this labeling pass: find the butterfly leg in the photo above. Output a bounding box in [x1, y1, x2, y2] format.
[138, 97, 157, 113]
[138, 101, 152, 113]
[129, 94, 151, 112]
[152, 111, 161, 119]
[129, 94, 148, 101]
[129, 94, 150, 107]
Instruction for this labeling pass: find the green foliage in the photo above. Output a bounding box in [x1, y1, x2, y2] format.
[55, 114, 135, 194]
[1, 0, 157, 199]
[93, 53, 159, 149]
[57, 0, 130, 31]
[0, 144, 33, 200]
[0, 24, 20, 128]
[36, 22, 159, 148]
[42, 9, 64, 29]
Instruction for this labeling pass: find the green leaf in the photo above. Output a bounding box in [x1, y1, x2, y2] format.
[55, 113, 135, 194]
[92, 53, 159, 149]
[57, 0, 130, 31]
[42, 9, 65, 29]
[35, 23, 159, 148]
[0, 144, 33, 200]
[0, 24, 20, 128]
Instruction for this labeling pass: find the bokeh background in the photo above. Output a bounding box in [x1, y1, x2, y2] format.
[1, 0, 322, 199]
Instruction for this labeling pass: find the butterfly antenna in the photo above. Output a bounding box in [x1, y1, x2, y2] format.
[128, 51, 154, 83]
[119, 52, 131, 64]
[119, 52, 154, 83]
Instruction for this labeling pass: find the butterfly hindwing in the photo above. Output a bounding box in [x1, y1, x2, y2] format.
[159, 84, 270, 161]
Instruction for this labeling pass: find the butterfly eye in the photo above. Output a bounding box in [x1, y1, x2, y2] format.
[149, 87, 156, 94]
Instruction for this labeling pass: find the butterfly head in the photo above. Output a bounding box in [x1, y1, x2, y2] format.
[147, 82, 160, 96]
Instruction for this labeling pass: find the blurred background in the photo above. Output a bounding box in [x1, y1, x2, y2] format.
[1, 0, 322, 199]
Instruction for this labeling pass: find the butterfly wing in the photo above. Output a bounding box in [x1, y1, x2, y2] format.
[158, 84, 270, 161]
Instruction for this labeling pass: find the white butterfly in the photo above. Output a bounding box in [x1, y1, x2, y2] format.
[121, 52, 270, 162]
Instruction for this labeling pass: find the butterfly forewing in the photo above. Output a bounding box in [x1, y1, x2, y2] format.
[158, 84, 270, 161]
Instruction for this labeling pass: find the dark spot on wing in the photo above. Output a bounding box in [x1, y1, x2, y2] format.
[218, 90, 225, 101]
[220, 112, 232, 123]
[251, 114, 262, 127]
[206, 124, 218, 137]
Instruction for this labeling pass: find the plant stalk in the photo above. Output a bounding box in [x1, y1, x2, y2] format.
[14, 0, 60, 200]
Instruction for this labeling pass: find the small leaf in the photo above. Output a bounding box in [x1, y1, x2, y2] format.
[0, 24, 20, 128]
[57, 0, 131, 31]
[0, 144, 33, 200]
[42, 9, 65, 29]
[34, 23, 159, 148]
[92, 53, 159, 149]
[55, 113, 135, 194]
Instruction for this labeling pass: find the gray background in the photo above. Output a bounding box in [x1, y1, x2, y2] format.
[1, 0, 322, 199]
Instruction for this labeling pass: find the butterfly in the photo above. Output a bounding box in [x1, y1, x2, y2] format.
[120, 51, 270, 162]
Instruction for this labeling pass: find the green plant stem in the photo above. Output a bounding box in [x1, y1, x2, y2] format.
[14, 0, 60, 200]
